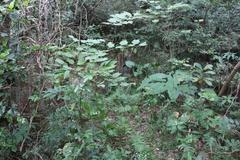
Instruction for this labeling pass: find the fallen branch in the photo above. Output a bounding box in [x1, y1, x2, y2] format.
[218, 61, 240, 96]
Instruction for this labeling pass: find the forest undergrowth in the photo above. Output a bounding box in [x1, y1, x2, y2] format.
[0, 0, 240, 160]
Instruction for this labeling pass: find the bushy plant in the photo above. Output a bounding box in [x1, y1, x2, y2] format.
[21, 37, 154, 159]
[139, 59, 240, 159]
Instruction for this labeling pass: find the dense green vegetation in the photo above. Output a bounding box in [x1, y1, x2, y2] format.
[0, 0, 240, 159]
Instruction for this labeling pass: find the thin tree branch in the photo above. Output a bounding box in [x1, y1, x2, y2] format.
[218, 61, 240, 96]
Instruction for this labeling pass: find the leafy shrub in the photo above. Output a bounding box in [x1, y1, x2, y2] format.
[139, 59, 240, 159]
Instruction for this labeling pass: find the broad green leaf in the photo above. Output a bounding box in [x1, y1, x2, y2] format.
[166, 75, 179, 101]
[55, 58, 66, 65]
[107, 42, 115, 48]
[64, 70, 70, 79]
[8, 0, 16, 10]
[199, 89, 219, 101]
[152, 19, 159, 23]
[23, 0, 29, 7]
[205, 71, 215, 75]
[125, 60, 135, 68]
[204, 79, 213, 86]
[119, 40, 128, 46]
[203, 64, 213, 70]
[131, 39, 140, 45]
[81, 39, 105, 45]
[139, 42, 147, 46]
[68, 35, 79, 42]
[194, 63, 202, 70]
